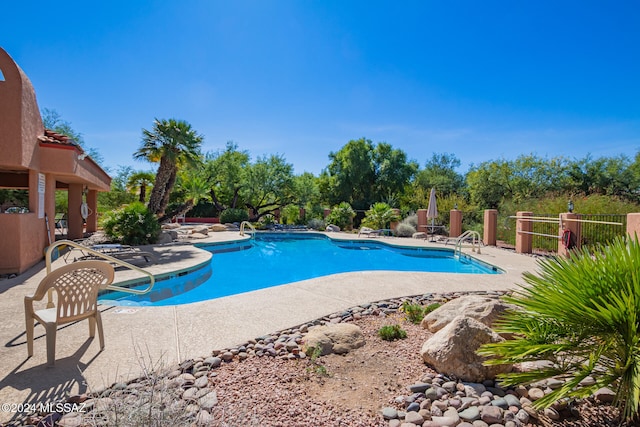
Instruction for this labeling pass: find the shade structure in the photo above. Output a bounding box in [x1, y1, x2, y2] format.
[427, 188, 438, 222]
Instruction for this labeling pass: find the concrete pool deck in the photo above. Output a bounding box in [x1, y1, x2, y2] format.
[0, 231, 540, 423]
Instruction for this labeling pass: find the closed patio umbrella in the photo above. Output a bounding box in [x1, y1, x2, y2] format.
[426, 188, 438, 232]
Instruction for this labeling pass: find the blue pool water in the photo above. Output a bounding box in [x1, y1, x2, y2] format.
[99, 232, 499, 306]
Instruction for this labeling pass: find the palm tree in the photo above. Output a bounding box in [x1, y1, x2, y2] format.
[161, 170, 212, 222]
[134, 119, 203, 216]
[479, 236, 640, 422]
[126, 171, 155, 203]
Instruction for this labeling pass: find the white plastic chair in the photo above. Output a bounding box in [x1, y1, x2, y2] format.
[24, 261, 115, 366]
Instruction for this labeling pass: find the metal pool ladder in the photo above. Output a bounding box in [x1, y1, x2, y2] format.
[239, 221, 256, 238]
[454, 230, 482, 258]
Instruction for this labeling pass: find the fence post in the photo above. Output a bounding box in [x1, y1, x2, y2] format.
[626, 213, 640, 241]
[515, 211, 533, 254]
[417, 209, 427, 235]
[390, 208, 401, 232]
[484, 209, 497, 246]
[449, 209, 462, 237]
[558, 212, 582, 257]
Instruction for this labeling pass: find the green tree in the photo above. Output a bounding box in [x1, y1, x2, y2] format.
[97, 166, 136, 213]
[134, 118, 203, 216]
[204, 141, 250, 211]
[320, 138, 415, 210]
[165, 169, 212, 221]
[321, 138, 376, 210]
[126, 171, 155, 203]
[480, 237, 640, 422]
[567, 155, 639, 202]
[466, 154, 569, 209]
[415, 153, 465, 197]
[373, 143, 418, 202]
[242, 154, 295, 221]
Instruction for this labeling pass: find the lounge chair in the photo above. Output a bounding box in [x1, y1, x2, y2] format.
[65, 243, 155, 265]
[358, 227, 381, 237]
[24, 261, 115, 366]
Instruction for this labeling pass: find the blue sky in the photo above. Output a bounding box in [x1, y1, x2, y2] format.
[2, 1, 639, 175]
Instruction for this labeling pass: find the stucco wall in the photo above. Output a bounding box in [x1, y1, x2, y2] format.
[0, 213, 46, 274]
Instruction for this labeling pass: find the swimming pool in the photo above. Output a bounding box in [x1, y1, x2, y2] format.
[99, 232, 500, 306]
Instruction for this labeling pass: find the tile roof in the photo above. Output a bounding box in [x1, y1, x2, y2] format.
[38, 129, 84, 152]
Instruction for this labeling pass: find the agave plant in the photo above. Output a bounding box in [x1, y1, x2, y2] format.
[479, 236, 640, 421]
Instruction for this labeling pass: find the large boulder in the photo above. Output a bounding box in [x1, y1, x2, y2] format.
[421, 295, 513, 333]
[325, 224, 340, 232]
[210, 223, 228, 232]
[302, 323, 365, 356]
[192, 225, 209, 235]
[156, 231, 174, 244]
[420, 315, 512, 382]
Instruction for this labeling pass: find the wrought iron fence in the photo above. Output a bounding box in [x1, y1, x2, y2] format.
[578, 214, 626, 250]
[497, 213, 627, 253]
[530, 214, 559, 253]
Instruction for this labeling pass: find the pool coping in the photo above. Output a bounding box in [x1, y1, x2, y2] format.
[0, 231, 540, 424]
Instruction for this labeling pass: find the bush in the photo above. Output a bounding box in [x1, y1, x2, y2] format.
[326, 202, 355, 230]
[220, 208, 249, 224]
[281, 204, 302, 225]
[361, 202, 399, 230]
[479, 236, 640, 421]
[378, 324, 407, 341]
[395, 223, 416, 237]
[100, 202, 160, 245]
[401, 301, 425, 324]
[307, 218, 325, 231]
[402, 214, 418, 229]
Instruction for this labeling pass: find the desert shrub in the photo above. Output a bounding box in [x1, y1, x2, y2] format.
[401, 301, 425, 324]
[402, 214, 418, 229]
[400, 302, 441, 324]
[424, 302, 441, 314]
[100, 202, 160, 245]
[307, 218, 325, 230]
[361, 202, 399, 230]
[220, 208, 249, 224]
[326, 202, 355, 230]
[395, 223, 416, 237]
[479, 236, 640, 421]
[378, 324, 407, 341]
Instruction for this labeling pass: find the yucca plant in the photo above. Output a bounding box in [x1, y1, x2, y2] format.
[479, 236, 640, 421]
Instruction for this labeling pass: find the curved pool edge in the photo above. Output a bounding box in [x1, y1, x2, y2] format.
[195, 230, 505, 274]
[101, 231, 506, 307]
[0, 231, 541, 407]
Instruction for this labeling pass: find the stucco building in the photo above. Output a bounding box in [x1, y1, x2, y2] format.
[0, 47, 111, 274]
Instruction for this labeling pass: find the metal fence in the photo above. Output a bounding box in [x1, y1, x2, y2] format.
[530, 214, 559, 253]
[497, 213, 627, 253]
[579, 214, 626, 250]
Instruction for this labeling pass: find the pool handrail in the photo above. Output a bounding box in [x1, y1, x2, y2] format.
[44, 240, 156, 308]
[454, 230, 482, 257]
[239, 221, 256, 238]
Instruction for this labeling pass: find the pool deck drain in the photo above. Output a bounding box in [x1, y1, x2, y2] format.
[0, 231, 539, 423]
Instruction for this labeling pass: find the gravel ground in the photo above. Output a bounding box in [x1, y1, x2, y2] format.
[15, 295, 629, 427]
